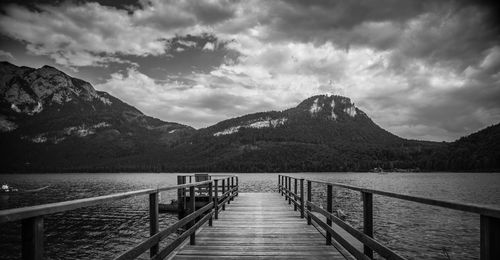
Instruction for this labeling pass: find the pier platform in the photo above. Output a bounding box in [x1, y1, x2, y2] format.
[170, 193, 345, 260]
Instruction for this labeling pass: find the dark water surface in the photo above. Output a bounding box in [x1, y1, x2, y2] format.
[1, 172, 499, 259]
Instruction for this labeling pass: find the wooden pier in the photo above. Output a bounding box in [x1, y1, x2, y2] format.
[1, 174, 500, 260]
[170, 193, 345, 260]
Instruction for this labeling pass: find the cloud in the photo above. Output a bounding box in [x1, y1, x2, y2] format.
[2, 0, 500, 141]
[0, 50, 15, 60]
[96, 68, 279, 128]
[0, 0, 238, 68]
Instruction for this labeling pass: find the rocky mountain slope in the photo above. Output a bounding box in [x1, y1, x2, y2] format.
[0, 62, 193, 172]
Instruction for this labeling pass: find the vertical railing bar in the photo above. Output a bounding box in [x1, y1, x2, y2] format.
[300, 179, 305, 218]
[294, 178, 298, 211]
[362, 191, 374, 258]
[177, 176, 184, 220]
[22, 216, 44, 260]
[208, 182, 213, 227]
[307, 180, 312, 225]
[189, 186, 196, 245]
[231, 177, 235, 201]
[149, 192, 159, 257]
[227, 177, 231, 204]
[222, 179, 226, 210]
[288, 177, 291, 205]
[480, 214, 500, 260]
[326, 184, 333, 245]
[214, 179, 219, 220]
[278, 175, 280, 194]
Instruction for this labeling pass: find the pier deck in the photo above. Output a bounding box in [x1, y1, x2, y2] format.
[171, 193, 345, 260]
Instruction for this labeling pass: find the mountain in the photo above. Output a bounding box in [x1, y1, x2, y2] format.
[1, 62, 498, 173]
[0, 62, 193, 172]
[154, 95, 443, 172]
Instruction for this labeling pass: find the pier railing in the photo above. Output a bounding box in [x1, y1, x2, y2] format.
[278, 174, 500, 260]
[0, 175, 238, 260]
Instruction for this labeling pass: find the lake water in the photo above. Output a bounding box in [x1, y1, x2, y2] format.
[1, 172, 499, 259]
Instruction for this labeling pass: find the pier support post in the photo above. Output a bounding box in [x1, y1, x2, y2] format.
[189, 186, 196, 245]
[227, 178, 231, 204]
[288, 177, 291, 205]
[284, 176, 288, 201]
[22, 216, 44, 260]
[208, 182, 213, 227]
[300, 179, 305, 218]
[326, 185, 332, 245]
[214, 180, 219, 220]
[281, 175, 284, 196]
[236, 177, 239, 196]
[149, 192, 159, 257]
[177, 176, 185, 220]
[362, 192, 373, 259]
[481, 215, 500, 260]
[230, 177, 235, 201]
[278, 175, 280, 194]
[222, 179, 226, 210]
[307, 180, 312, 225]
[294, 179, 298, 211]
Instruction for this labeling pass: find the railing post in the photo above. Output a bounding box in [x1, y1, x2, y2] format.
[236, 177, 239, 196]
[149, 192, 159, 257]
[231, 177, 235, 201]
[226, 178, 231, 204]
[22, 216, 44, 260]
[214, 179, 219, 220]
[280, 175, 283, 196]
[307, 180, 312, 225]
[294, 178, 298, 211]
[278, 175, 280, 194]
[288, 177, 291, 205]
[177, 176, 185, 220]
[284, 176, 288, 201]
[300, 179, 304, 218]
[481, 215, 500, 260]
[208, 182, 213, 227]
[362, 191, 374, 259]
[189, 186, 196, 245]
[222, 179, 226, 210]
[326, 185, 332, 245]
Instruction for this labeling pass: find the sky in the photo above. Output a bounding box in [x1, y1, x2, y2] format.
[1, 0, 499, 142]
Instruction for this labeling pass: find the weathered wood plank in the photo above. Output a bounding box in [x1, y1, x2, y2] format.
[170, 193, 346, 260]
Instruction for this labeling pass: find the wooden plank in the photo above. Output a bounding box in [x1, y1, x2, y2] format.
[171, 193, 346, 260]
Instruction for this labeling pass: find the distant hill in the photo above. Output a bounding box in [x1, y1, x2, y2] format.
[437, 123, 500, 171]
[0, 62, 498, 173]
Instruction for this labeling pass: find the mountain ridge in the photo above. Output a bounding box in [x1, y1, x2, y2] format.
[0, 62, 498, 173]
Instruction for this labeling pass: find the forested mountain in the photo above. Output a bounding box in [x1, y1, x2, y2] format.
[0, 62, 498, 173]
[0, 62, 193, 172]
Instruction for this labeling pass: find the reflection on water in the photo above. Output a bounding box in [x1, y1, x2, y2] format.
[1, 172, 499, 259]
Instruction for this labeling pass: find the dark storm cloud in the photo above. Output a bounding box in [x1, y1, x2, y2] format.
[1, 0, 499, 140]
